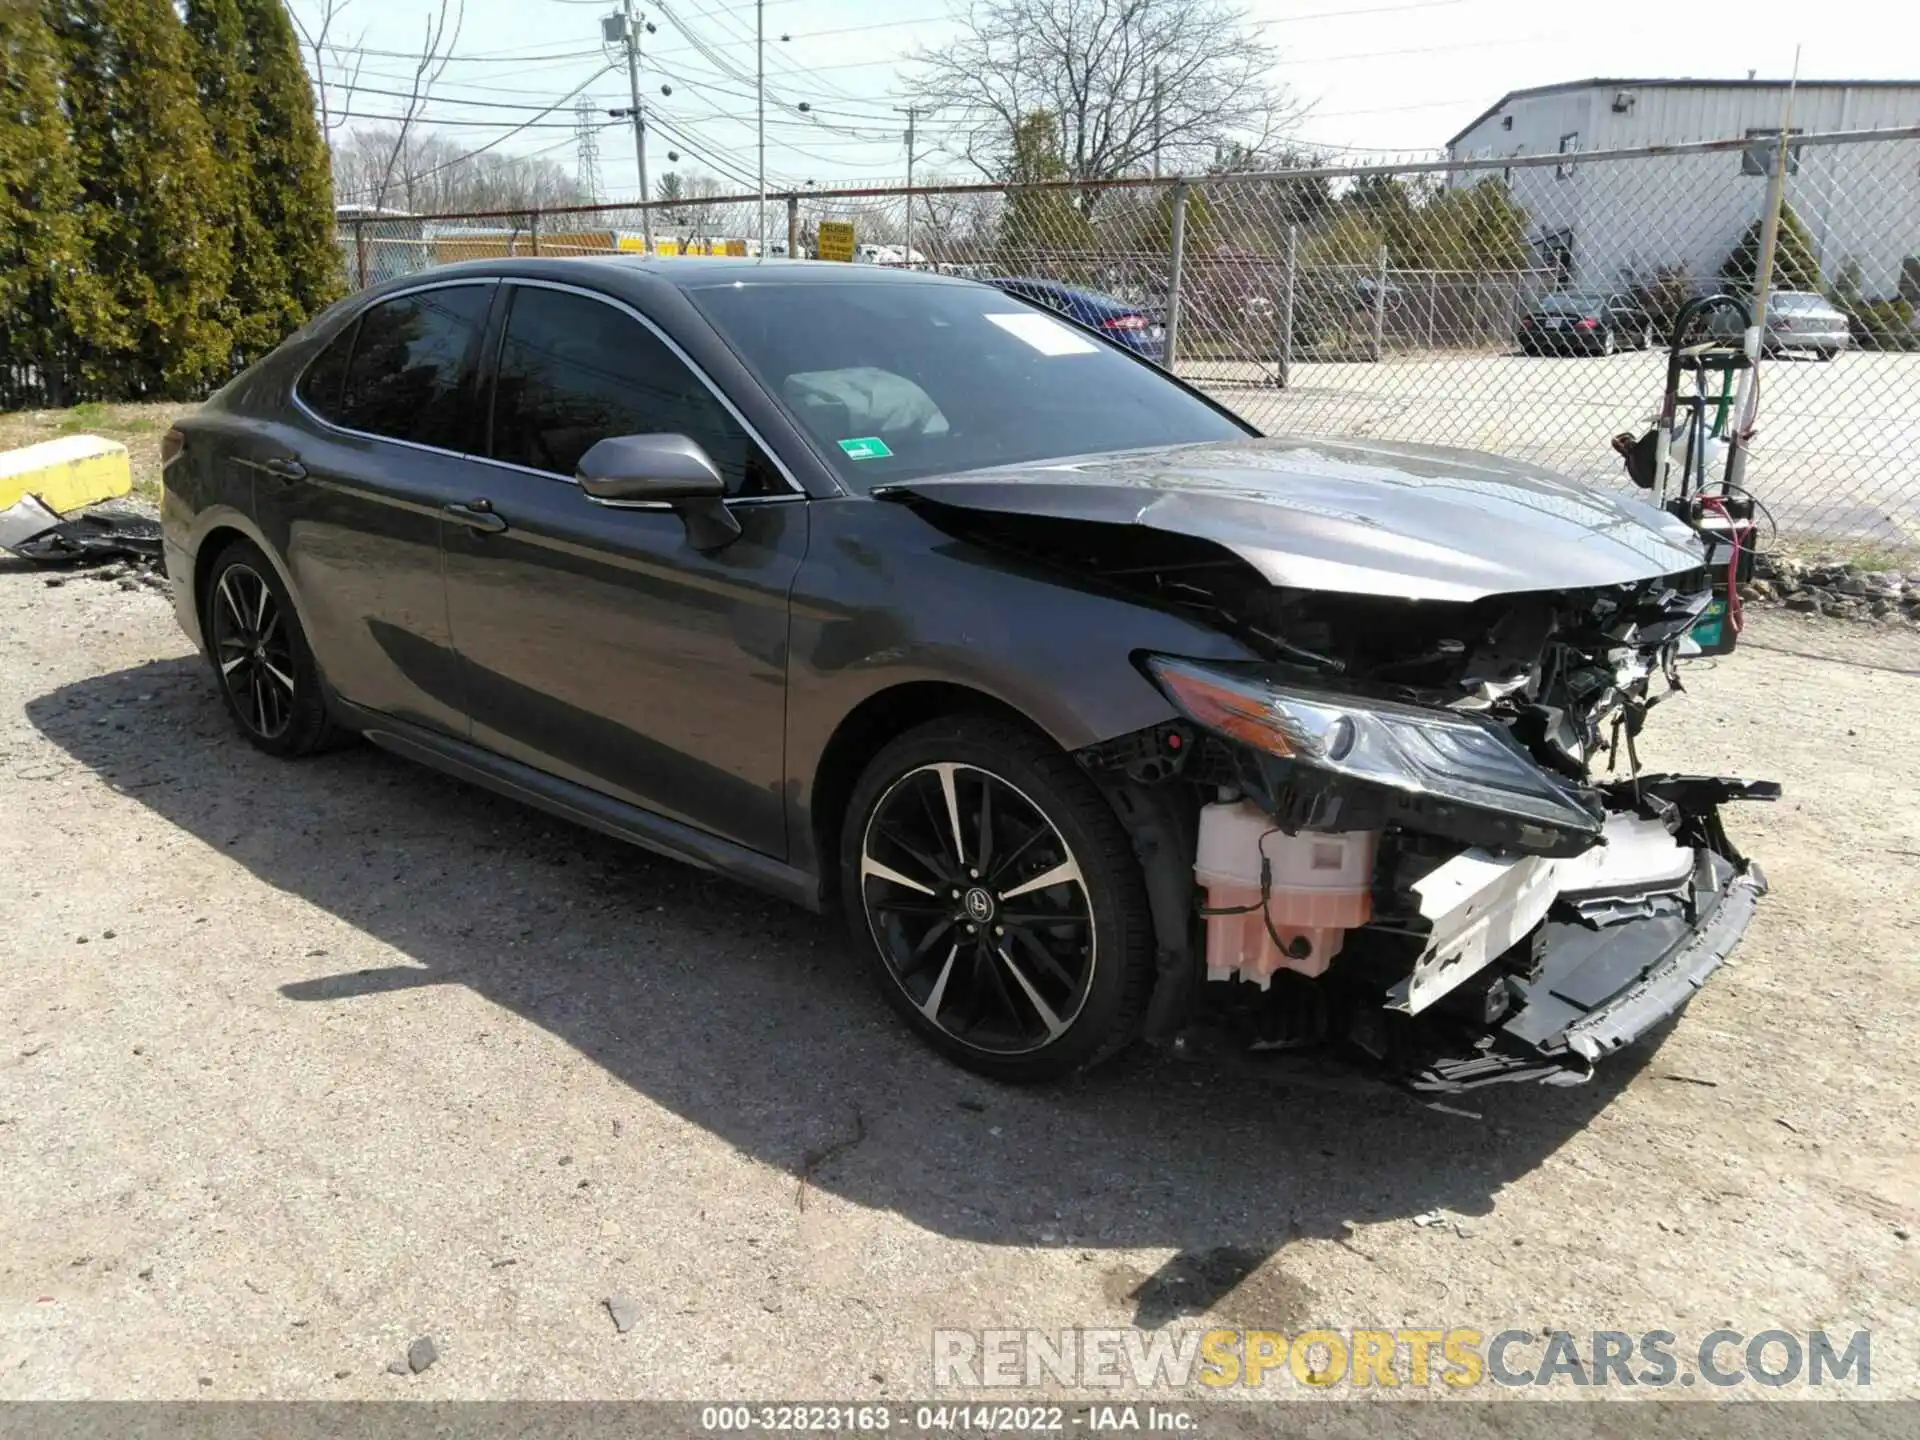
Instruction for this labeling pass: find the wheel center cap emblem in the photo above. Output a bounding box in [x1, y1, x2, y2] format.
[963, 887, 995, 923]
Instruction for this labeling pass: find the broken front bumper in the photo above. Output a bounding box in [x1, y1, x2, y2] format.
[1406, 775, 1775, 1092]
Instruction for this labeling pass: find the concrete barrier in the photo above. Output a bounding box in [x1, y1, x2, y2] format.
[0, 434, 133, 513]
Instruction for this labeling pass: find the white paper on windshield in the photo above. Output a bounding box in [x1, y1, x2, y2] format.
[984, 311, 1100, 356]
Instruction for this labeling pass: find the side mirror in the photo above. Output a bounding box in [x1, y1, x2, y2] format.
[576, 433, 741, 551]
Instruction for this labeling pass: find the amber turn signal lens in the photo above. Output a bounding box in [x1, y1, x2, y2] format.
[1149, 662, 1297, 757]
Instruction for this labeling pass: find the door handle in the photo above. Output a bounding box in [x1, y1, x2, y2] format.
[263, 456, 307, 481]
[444, 498, 507, 534]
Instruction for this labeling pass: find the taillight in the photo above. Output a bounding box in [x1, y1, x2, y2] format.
[161, 428, 185, 468]
[1575, 317, 1598, 329]
[1102, 314, 1150, 331]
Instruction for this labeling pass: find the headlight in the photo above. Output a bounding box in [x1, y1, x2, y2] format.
[1147, 656, 1602, 835]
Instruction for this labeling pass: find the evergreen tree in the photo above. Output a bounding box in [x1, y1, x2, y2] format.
[0, 4, 118, 402]
[185, 0, 340, 364]
[53, 0, 232, 398]
[1139, 184, 1212, 256]
[186, 0, 281, 362]
[234, 0, 342, 325]
[998, 111, 1093, 266]
[1721, 202, 1823, 294]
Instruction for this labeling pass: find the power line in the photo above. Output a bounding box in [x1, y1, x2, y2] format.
[337, 66, 618, 201]
[329, 111, 589, 128]
[322, 44, 606, 64]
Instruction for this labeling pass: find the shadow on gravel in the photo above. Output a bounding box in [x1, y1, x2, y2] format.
[30, 655, 1649, 1328]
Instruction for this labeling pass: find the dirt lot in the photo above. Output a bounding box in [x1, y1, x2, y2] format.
[0, 556, 1915, 1403]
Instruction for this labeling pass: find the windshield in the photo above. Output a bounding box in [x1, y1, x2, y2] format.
[1538, 293, 1606, 314]
[688, 277, 1249, 488]
[1770, 292, 1833, 312]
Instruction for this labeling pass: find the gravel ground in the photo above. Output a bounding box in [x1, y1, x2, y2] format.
[0, 555, 1915, 1402]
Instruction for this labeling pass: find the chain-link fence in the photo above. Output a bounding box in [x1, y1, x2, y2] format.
[336, 126, 1920, 584]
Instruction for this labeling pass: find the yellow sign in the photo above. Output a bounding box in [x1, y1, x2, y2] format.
[816, 219, 856, 262]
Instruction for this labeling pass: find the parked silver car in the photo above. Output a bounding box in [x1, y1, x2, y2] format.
[1712, 290, 1851, 360]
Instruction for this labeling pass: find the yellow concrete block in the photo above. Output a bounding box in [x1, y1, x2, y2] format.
[0, 434, 133, 513]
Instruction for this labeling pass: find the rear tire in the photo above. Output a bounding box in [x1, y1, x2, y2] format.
[1818, 347, 1838, 362]
[1600, 328, 1618, 356]
[839, 716, 1155, 1083]
[200, 538, 342, 758]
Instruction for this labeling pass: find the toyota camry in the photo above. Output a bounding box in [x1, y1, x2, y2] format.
[161, 257, 1774, 1088]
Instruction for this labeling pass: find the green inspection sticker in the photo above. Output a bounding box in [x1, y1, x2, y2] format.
[837, 436, 893, 460]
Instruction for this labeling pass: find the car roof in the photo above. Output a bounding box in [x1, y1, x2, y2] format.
[398, 254, 981, 291]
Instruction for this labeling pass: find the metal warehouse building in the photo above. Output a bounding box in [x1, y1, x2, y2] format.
[1445, 78, 1920, 295]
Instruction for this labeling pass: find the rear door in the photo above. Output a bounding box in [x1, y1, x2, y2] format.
[266, 280, 496, 733]
[439, 279, 806, 858]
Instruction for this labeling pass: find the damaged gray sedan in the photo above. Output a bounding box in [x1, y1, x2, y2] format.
[161, 258, 1774, 1091]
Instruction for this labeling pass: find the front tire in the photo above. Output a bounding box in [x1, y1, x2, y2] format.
[201, 538, 341, 758]
[839, 716, 1155, 1082]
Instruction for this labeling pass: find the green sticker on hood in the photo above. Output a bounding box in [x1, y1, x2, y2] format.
[837, 436, 893, 460]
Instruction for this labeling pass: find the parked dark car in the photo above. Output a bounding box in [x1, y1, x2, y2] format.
[1517, 292, 1656, 355]
[986, 276, 1166, 362]
[162, 258, 1772, 1089]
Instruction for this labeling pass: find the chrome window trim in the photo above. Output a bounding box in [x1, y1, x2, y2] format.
[490, 277, 806, 499]
[288, 275, 806, 503]
[290, 277, 499, 458]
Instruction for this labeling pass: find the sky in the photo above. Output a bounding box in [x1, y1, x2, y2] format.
[295, 0, 1920, 203]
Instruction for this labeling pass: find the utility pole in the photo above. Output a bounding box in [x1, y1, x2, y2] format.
[757, 0, 766, 259]
[1151, 69, 1163, 179]
[606, 0, 653, 253]
[895, 104, 923, 265]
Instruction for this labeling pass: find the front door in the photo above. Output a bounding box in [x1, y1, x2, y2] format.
[440, 280, 805, 859]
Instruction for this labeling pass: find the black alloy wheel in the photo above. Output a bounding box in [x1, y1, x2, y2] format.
[209, 561, 296, 741]
[841, 718, 1153, 1081]
[202, 539, 341, 757]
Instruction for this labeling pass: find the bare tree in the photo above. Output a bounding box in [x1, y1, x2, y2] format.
[331, 125, 588, 213]
[357, 0, 464, 211]
[287, 0, 366, 144]
[911, 0, 1304, 199]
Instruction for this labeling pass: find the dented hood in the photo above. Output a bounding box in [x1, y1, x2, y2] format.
[878, 436, 1706, 602]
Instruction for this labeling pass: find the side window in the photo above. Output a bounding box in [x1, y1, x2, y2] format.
[486, 285, 780, 498]
[333, 285, 491, 449]
[296, 319, 357, 420]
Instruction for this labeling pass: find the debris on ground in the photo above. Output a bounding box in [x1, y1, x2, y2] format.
[406, 1335, 438, 1373]
[605, 1294, 640, 1334]
[1412, 1210, 1447, 1228]
[0, 495, 63, 552]
[1749, 555, 1920, 628]
[4, 504, 162, 568]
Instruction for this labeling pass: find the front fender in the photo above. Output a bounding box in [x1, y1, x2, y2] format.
[784, 498, 1254, 873]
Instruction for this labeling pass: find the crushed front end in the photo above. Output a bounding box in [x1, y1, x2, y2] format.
[1080, 571, 1777, 1091]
